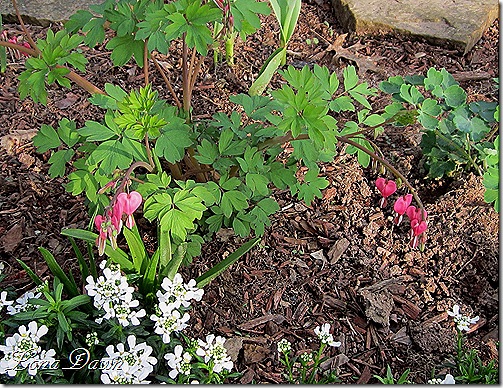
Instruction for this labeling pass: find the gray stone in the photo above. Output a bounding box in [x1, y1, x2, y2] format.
[331, 0, 499, 54]
[0, 0, 95, 26]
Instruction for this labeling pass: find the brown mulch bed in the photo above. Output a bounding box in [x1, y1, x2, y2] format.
[0, 0, 498, 383]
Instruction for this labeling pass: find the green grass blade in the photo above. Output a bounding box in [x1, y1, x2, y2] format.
[68, 236, 89, 283]
[16, 259, 43, 286]
[122, 225, 148, 273]
[196, 237, 261, 288]
[61, 228, 133, 270]
[38, 247, 79, 297]
[0, 15, 6, 73]
[249, 47, 285, 96]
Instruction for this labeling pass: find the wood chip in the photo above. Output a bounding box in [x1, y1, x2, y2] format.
[328, 238, 350, 264]
[237, 314, 286, 331]
[356, 365, 372, 384]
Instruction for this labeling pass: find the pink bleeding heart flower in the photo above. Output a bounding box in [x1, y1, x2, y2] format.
[406, 206, 427, 222]
[375, 178, 397, 207]
[116, 191, 143, 229]
[94, 215, 108, 256]
[410, 219, 428, 249]
[94, 211, 120, 256]
[393, 194, 413, 225]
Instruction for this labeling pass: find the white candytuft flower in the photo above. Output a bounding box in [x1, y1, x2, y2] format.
[447, 304, 479, 332]
[428, 373, 455, 384]
[196, 334, 233, 373]
[0, 321, 56, 377]
[314, 323, 341, 347]
[277, 338, 292, 354]
[85, 264, 144, 327]
[164, 344, 192, 379]
[100, 334, 157, 384]
[6, 290, 41, 315]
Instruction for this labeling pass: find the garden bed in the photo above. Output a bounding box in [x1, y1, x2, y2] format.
[0, 0, 498, 383]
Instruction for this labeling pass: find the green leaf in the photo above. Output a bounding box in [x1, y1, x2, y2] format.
[196, 237, 261, 288]
[246, 173, 270, 196]
[38, 247, 79, 298]
[48, 149, 75, 178]
[106, 35, 145, 67]
[330, 96, 355, 112]
[443, 85, 466, 108]
[195, 139, 219, 164]
[249, 47, 285, 96]
[155, 127, 193, 163]
[87, 139, 132, 172]
[399, 84, 423, 106]
[33, 125, 61, 153]
[343, 65, 358, 91]
[231, 0, 270, 37]
[78, 121, 117, 141]
[218, 128, 235, 154]
[16, 259, 43, 286]
[122, 225, 149, 273]
[60, 229, 133, 270]
[57, 119, 79, 147]
[220, 190, 248, 217]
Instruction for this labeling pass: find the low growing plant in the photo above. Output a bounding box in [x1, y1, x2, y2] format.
[0, 0, 499, 383]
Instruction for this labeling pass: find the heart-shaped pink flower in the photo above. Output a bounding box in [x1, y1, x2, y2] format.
[406, 206, 427, 222]
[117, 191, 143, 228]
[410, 219, 428, 236]
[394, 194, 413, 215]
[376, 178, 397, 207]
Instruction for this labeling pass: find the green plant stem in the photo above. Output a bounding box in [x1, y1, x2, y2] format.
[151, 55, 181, 109]
[435, 130, 483, 176]
[225, 33, 235, 66]
[144, 134, 155, 171]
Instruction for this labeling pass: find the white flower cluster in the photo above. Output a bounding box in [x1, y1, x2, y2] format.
[151, 274, 204, 344]
[164, 344, 192, 380]
[85, 263, 146, 327]
[447, 305, 479, 332]
[314, 323, 341, 348]
[277, 338, 292, 354]
[100, 335, 157, 384]
[196, 334, 233, 373]
[6, 290, 40, 315]
[0, 321, 57, 377]
[428, 373, 455, 384]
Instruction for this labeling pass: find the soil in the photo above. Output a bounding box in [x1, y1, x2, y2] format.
[0, 0, 499, 384]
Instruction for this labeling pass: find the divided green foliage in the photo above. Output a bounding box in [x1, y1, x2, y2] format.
[230, 0, 270, 38]
[381, 68, 499, 211]
[18, 30, 87, 104]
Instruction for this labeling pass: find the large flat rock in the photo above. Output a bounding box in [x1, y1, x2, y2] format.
[331, 0, 499, 54]
[0, 0, 95, 26]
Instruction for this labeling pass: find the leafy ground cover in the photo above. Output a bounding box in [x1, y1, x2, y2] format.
[0, 0, 499, 383]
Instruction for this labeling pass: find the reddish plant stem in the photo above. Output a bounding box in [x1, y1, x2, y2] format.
[0, 41, 105, 95]
[143, 40, 149, 86]
[11, 0, 40, 55]
[337, 135, 426, 220]
[257, 129, 426, 221]
[151, 55, 181, 109]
